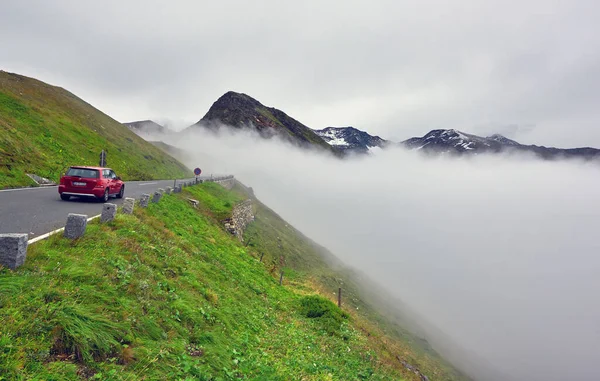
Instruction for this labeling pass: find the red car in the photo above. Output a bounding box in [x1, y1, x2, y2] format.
[59, 166, 125, 202]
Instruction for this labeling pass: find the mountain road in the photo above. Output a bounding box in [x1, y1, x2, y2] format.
[0, 178, 201, 239]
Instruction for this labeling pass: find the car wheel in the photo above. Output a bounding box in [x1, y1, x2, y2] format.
[60, 194, 70, 201]
[116, 185, 124, 199]
[99, 188, 109, 203]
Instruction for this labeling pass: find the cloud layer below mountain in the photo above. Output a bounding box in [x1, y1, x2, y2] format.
[163, 128, 600, 381]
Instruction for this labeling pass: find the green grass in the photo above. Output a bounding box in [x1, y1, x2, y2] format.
[253, 106, 340, 155]
[0, 71, 190, 189]
[1, 182, 435, 380]
[235, 183, 468, 381]
[299, 295, 349, 336]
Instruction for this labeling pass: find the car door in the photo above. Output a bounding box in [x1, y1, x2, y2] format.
[109, 170, 119, 194]
[101, 169, 108, 191]
[102, 169, 114, 194]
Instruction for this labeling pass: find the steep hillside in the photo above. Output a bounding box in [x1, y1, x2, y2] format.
[0, 181, 468, 380]
[124, 120, 169, 136]
[189, 91, 340, 155]
[315, 126, 388, 154]
[0, 71, 190, 189]
[403, 129, 600, 160]
[149, 141, 193, 164]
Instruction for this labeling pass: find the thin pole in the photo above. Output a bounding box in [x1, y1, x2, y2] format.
[338, 287, 342, 308]
[279, 271, 284, 286]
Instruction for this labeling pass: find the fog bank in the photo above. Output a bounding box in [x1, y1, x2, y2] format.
[165, 128, 600, 381]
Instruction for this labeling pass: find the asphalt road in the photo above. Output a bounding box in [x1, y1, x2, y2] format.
[0, 178, 200, 239]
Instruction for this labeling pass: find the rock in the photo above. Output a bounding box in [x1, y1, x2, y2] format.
[139, 194, 150, 208]
[122, 197, 135, 214]
[173, 185, 181, 193]
[100, 203, 117, 223]
[187, 198, 199, 208]
[26, 173, 57, 186]
[213, 176, 235, 190]
[0, 234, 28, 270]
[152, 191, 162, 203]
[396, 356, 430, 381]
[165, 187, 172, 194]
[63, 214, 87, 239]
[158, 188, 165, 194]
[223, 199, 254, 241]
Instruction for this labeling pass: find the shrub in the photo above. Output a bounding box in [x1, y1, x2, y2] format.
[299, 295, 348, 336]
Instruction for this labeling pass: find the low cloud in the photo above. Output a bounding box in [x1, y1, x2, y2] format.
[163, 127, 600, 381]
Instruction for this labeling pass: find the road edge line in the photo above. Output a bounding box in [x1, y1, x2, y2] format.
[0, 185, 58, 193]
[29, 214, 101, 244]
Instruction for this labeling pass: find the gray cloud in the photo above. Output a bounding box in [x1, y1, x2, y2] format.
[2, 0, 600, 147]
[163, 128, 600, 381]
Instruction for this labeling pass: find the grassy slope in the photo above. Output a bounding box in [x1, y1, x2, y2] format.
[0, 71, 190, 189]
[0, 182, 466, 380]
[239, 184, 468, 381]
[254, 108, 336, 154]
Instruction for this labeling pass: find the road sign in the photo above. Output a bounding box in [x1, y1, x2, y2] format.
[194, 168, 202, 176]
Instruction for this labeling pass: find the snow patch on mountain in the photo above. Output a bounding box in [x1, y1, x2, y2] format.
[314, 126, 388, 154]
[317, 129, 350, 146]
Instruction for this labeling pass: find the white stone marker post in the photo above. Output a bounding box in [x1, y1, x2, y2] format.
[0, 234, 28, 270]
[139, 194, 150, 208]
[100, 203, 117, 223]
[122, 197, 135, 214]
[64, 214, 87, 239]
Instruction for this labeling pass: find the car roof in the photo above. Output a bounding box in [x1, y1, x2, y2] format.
[69, 166, 112, 170]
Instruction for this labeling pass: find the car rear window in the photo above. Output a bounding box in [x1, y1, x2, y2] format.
[66, 167, 99, 178]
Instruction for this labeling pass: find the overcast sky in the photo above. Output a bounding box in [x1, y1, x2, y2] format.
[1, 0, 599, 146]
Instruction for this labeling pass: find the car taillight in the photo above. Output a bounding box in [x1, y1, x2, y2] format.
[60, 177, 65, 185]
[92, 180, 102, 188]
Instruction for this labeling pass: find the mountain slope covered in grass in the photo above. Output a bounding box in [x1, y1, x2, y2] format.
[0, 181, 467, 380]
[0, 71, 190, 189]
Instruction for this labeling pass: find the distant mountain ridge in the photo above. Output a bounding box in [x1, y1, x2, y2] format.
[124, 120, 168, 136]
[402, 129, 600, 160]
[130, 90, 600, 162]
[314, 126, 387, 154]
[188, 91, 339, 154]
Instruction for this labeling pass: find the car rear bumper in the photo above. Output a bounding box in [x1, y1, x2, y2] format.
[59, 185, 104, 198]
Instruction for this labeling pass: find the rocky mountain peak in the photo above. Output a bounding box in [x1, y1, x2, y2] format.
[189, 91, 339, 154]
[486, 134, 520, 146]
[403, 129, 600, 160]
[314, 126, 388, 154]
[124, 120, 168, 136]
